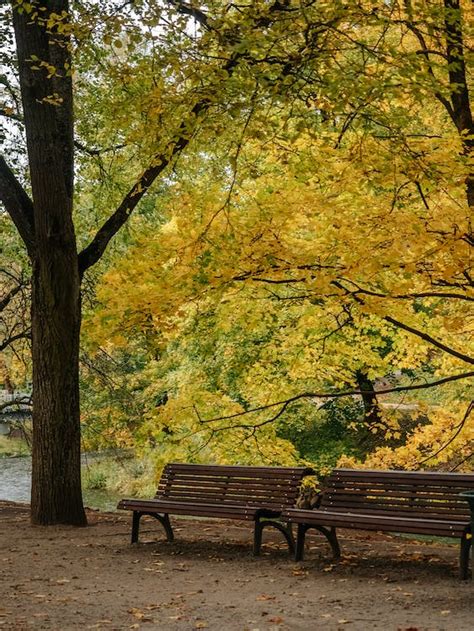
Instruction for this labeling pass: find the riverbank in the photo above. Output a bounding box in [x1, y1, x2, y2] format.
[0, 452, 149, 511]
[1, 501, 473, 630]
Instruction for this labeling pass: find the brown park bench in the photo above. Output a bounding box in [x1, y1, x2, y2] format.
[118, 462, 314, 555]
[281, 468, 474, 579]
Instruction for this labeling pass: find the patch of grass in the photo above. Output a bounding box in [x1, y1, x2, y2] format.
[0, 435, 30, 457]
[394, 532, 458, 546]
[83, 468, 108, 490]
[82, 454, 157, 497]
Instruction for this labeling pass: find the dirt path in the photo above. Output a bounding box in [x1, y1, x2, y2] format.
[0, 502, 472, 630]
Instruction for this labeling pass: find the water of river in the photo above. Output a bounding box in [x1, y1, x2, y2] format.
[0, 455, 120, 512]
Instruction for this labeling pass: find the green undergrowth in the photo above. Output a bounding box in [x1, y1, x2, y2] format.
[81, 453, 157, 498]
[0, 435, 30, 457]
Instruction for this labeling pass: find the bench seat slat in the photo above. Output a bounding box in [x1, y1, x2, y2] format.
[315, 505, 469, 520]
[323, 496, 469, 511]
[119, 498, 259, 512]
[117, 499, 280, 520]
[283, 508, 468, 537]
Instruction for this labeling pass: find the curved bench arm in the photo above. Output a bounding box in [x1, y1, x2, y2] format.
[131, 511, 174, 544]
[253, 516, 295, 556]
[295, 522, 340, 561]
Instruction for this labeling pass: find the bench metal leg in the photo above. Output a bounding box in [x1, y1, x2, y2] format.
[131, 511, 142, 544]
[253, 518, 295, 556]
[460, 529, 472, 580]
[295, 523, 341, 561]
[295, 523, 308, 561]
[130, 511, 174, 544]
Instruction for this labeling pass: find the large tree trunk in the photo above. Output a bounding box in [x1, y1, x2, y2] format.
[12, 0, 86, 525]
[31, 251, 85, 525]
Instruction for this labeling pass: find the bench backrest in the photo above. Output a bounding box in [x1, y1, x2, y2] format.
[319, 468, 474, 520]
[155, 463, 314, 510]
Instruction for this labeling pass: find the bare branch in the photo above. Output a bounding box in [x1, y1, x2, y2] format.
[0, 396, 32, 413]
[74, 140, 126, 156]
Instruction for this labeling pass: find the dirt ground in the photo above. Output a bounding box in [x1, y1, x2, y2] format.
[1, 502, 473, 631]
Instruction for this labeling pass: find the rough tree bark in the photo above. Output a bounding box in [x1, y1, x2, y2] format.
[11, 0, 86, 525]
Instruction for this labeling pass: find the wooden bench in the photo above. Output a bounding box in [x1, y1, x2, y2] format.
[118, 463, 314, 555]
[281, 468, 474, 579]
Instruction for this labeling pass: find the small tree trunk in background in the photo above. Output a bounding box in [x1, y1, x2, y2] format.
[0, 359, 15, 394]
[355, 370, 382, 428]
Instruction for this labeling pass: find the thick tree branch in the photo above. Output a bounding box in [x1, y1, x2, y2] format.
[0, 282, 23, 312]
[0, 328, 31, 352]
[0, 155, 35, 256]
[384, 315, 474, 365]
[198, 371, 474, 429]
[330, 279, 474, 365]
[166, 0, 211, 30]
[402, 19, 456, 123]
[77, 106, 201, 276]
[0, 285, 21, 312]
[338, 277, 474, 303]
